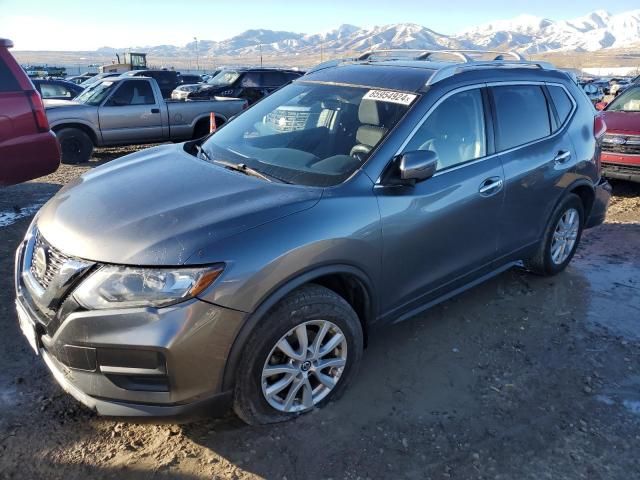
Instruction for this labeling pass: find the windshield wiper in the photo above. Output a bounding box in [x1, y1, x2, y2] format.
[196, 145, 292, 184]
[212, 157, 278, 183]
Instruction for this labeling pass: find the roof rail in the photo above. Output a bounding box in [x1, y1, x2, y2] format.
[356, 48, 526, 63]
[356, 49, 474, 62]
[426, 60, 557, 85]
[305, 49, 555, 82]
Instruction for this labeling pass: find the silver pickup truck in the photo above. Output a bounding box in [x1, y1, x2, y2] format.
[45, 77, 247, 163]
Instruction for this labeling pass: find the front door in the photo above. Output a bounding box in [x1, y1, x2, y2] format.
[98, 80, 164, 145]
[375, 87, 505, 320]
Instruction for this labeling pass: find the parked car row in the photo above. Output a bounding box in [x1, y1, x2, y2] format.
[46, 76, 248, 164]
[170, 68, 304, 105]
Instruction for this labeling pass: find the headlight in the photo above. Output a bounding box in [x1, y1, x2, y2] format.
[73, 264, 224, 309]
[180, 85, 198, 92]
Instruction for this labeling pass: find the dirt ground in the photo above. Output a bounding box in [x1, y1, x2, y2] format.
[1, 147, 639, 479]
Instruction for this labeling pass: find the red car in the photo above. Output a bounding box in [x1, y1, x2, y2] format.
[0, 38, 60, 186]
[597, 85, 640, 183]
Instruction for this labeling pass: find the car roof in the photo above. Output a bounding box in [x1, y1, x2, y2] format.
[302, 55, 572, 93]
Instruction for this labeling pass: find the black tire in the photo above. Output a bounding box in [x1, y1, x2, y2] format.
[233, 284, 364, 425]
[524, 193, 585, 276]
[56, 128, 94, 164]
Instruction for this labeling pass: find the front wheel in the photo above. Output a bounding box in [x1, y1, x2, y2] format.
[233, 284, 363, 425]
[56, 128, 94, 164]
[524, 193, 584, 276]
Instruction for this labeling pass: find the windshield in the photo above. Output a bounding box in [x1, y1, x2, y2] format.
[74, 81, 116, 106]
[201, 82, 416, 186]
[206, 70, 240, 86]
[79, 73, 117, 88]
[607, 87, 640, 112]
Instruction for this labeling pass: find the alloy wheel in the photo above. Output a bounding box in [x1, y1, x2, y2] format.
[550, 207, 579, 265]
[261, 320, 348, 413]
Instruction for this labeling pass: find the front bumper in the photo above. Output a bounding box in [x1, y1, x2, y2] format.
[15, 240, 246, 418]
[601, 152, 640, 183]
[585, 177, 612, 229]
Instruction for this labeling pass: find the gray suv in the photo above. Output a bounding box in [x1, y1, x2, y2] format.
[15, 50, 611, 425]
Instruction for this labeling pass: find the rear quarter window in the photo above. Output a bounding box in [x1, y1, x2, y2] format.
[547, 85, 574, 130]
[0, 55, 21, 92]
[491, 85, 551, 151]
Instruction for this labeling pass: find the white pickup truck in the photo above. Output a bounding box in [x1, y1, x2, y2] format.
[44, 76, 247, 163]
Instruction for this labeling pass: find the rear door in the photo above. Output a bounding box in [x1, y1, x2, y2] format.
[376, 86, 505, 319]
[0, 44, 60, 186]
[97, 79, 164, 144]
[488, 82, 576, 260]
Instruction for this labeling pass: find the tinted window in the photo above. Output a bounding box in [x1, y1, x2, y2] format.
[548, 85, 573, 129]
[404, 89, 486, 171]
[492, 85, 551, 151]
[262, 72, 287, 86]
[0, 55, 21, 92]
[240, 72, 261, 87]
[108, 81, 155, 106]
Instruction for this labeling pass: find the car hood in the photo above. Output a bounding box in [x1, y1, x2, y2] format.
[36, 144, 322, 265]
[602, 110, 640, 133]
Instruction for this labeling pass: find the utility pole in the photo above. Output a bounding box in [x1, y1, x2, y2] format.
[194, 36, 199, 71]
[259, 44, 263, 67]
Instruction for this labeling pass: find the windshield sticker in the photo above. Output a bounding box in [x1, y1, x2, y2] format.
[363, 90, 417, 105]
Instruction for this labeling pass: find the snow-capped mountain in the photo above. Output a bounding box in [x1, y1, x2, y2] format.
[455, 9, 640, 53]
[97, 9, 640, 58]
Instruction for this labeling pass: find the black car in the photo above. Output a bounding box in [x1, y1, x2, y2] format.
[120, 69, 180, 98]
[171, 68, 303, 104]
[32, 79, 84, 100]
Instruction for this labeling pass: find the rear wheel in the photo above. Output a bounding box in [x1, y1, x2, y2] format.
[56, 128, 94, 164]
[233, 284, 363, 425]
[524, 193, 584, 276]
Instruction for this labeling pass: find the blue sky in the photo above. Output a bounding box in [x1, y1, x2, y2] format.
[1, 0, 638, 50]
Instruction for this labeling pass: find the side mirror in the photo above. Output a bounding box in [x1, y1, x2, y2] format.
[399, 150, 438, 183]
[595, 101, 608, 111]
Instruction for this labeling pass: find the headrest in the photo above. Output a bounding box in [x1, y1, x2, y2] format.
[358, 99, 380, 126]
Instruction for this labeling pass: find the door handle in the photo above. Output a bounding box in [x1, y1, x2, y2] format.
[151, 108, 160, 114]
[554, 150, 571, 164]
[479, 177, 503, 195]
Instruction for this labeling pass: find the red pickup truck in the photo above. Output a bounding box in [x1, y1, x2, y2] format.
[0, 38, 60, 186]
[597, 85, 640, 183]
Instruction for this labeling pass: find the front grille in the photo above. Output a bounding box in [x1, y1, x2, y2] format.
[602, 134, 640, 156]
[602, 163, 640, 174]
[30, 230, 69, 290]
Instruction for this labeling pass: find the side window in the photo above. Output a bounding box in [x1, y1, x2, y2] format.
[547, 85, 574, 130]
[404, 88, 486, 171]
[492, 85, 551, 151]
[107, 81, 155, 106]
[263, 72, 286, 86]
[240, 73, 261, 88]
[0, 56, 21, 92]
[40, 83, 72, 98]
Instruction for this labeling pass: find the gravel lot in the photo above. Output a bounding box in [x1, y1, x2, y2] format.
[1, 146, 639, 479]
